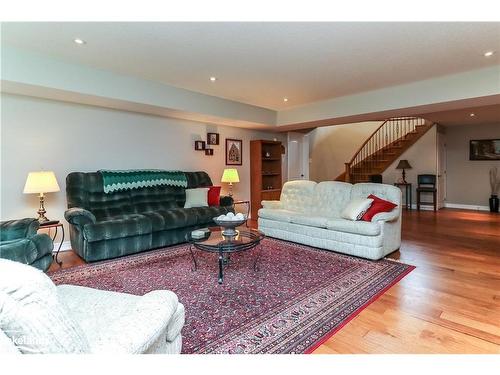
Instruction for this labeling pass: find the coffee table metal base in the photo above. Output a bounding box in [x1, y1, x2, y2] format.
[189, 243, 262, 284]
[188, 228, 265, 284]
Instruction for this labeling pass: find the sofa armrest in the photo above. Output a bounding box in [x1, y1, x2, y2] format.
[372, 210, 399, 223]
[0, 218, 39, 241]
[220, 195, 234, 207]
[64, 208, 96, 227]
[261, 200, 283, 209]
[92, 290, 184, 354]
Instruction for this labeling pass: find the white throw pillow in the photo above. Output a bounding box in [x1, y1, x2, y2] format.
[0, 259, 90, 354]
[184, 188, 209, 208]
[340, 198, 374, 221]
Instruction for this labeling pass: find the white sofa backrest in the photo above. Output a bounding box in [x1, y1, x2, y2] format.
[280, 180, 317, 213]
[312, 181, 353, 218]
[350, 183, 402, 207]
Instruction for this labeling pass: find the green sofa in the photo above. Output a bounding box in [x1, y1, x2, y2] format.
[65, 171, 234, 262]
[0, 218, 54, 271]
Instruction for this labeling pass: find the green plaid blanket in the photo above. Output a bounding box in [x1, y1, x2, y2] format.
[99, 169, 187, 193]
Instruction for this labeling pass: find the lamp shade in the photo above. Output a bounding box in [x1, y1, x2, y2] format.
[23, 171, 60, 194]
[221, 168, 240, 183]
[395, 160, 412, 170]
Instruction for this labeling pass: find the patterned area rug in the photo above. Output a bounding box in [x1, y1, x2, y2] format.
[49, 238, 414, 353]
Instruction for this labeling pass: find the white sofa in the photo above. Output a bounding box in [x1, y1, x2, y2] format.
[0, 259, 184, 354]
[258, 180, 402, 260]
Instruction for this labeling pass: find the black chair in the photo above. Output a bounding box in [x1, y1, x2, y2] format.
[369, 174, 383, 183]
[416, 174, 437, 211]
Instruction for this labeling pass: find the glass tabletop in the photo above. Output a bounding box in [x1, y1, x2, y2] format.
[188, 226, 265, 253]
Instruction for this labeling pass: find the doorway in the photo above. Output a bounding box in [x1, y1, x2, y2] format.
[287, 132, 310, 181]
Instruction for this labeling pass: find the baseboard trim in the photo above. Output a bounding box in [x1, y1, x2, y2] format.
[53, 241, 72, 253]
[409, 204, 434, 211]
[444, 203, 490, 211]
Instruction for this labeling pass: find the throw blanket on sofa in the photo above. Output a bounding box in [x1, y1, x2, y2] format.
[99, 170, 188, 193]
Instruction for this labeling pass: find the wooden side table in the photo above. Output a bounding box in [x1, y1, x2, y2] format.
[394, 183, 412, 210]
[39, 221, 65, 266]
[233, 199, 250, 226]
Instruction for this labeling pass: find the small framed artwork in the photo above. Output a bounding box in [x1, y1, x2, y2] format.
[205, 148, 214, 156]
[207, 133, 220, 145]
[194, 140, 206, 151]
[469, 139, 500, 160]
[225, 138, 243, 165]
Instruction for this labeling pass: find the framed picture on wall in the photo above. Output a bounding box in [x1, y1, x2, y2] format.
[207, 133, 220, 145]
[194, 140, 206, 151]
[225, 138, 243, 165]
[469, 139, 500, 160]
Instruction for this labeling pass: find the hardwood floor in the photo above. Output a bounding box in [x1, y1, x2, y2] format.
[48, 208, 500, 353]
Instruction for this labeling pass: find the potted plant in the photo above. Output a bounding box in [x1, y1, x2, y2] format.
[489, 167, 500, 213]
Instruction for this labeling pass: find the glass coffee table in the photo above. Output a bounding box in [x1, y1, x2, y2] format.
[187, 226, 265, 284]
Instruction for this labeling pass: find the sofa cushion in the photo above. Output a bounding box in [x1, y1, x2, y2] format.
[207, 186, 221, 206]
[326, 219, 381, 236]
[0, 259, 90, 354]
[184, 188, 209, 208]
[289, 214, 329, 229]
[340, 197, 374, 221]
[258, 208, 296, 223]
[140, 208, 199, 232]
[192, 206, 232, 225]
[280, 180, 317, 213]
[361, 194, 398, 222]
[351, 183, 401, 206]
[83, 214, 152, 242]
[312, 181, 353, 218]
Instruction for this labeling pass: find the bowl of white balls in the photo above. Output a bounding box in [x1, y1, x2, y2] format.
[213, 212, 247, 238]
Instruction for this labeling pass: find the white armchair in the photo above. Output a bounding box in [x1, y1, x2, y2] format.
[0, 259, 184, 354]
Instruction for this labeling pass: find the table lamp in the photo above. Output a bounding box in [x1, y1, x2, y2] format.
[23, 171, 60, 223]
[221, 168, 240, 197]
[395, 160, 412, 183]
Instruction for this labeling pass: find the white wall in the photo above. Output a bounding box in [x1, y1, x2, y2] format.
[0, 94, 287, 244]
[445, 123, 500, 207]
[308, 121, 382, 181]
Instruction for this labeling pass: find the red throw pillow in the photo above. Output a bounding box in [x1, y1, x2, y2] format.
[361, 194, 397, 222]
[207, 186, 221, 206]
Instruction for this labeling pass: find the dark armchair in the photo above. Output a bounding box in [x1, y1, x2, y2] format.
[0, 218, 54, 271]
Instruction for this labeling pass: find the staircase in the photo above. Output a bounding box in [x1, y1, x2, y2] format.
[336, 117, 434, 183]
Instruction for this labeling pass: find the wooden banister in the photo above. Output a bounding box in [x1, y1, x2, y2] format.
[343, 117, 429, 183]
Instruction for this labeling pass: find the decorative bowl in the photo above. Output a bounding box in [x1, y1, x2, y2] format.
[213, 216, 247, 238]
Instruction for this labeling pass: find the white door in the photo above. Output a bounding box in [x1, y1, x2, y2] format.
[437, 132, 447, 209]
[287, 132, 310, 181]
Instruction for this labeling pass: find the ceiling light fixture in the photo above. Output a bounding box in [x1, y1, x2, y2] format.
[283, 97, 289, 102]
[484, 51, 494, 57]
[73, 38, 86, 45]
[470, 113, 475, 117]
[209, 77, 217, 82]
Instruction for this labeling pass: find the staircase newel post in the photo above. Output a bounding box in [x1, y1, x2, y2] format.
[345, 163, 351, 183]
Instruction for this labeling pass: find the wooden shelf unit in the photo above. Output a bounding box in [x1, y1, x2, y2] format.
[250, 140, 283, 219]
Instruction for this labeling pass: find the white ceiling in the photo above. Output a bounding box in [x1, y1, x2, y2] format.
[2, 22, 500, 110]
[421, 104, 500, 126]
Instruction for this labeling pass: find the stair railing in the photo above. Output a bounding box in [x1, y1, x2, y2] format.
[344, 117, 427, 182]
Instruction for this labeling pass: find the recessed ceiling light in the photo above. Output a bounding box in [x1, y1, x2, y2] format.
[209, 77, 217, 82]
[470, 113, 475, 117]
[484, 51, 494, 57]
[283, 97, 289, 102]
[73, 38, 86, 45]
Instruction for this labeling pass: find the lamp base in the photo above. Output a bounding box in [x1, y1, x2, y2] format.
[37, 194, 50, 223]
[37, 214, 50, 224]
[401, 169, 408, 184]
